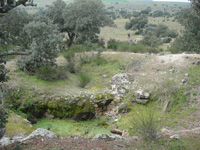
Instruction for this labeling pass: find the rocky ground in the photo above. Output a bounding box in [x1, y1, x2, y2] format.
[1, 52, 200, 149]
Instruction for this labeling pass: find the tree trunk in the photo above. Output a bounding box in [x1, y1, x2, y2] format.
[67, 32, 75, 47]
[0, 127, 6, 139]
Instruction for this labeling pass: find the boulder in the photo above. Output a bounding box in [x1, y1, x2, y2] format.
[21, 128, 57, 142]
[133, 90, 150, 104]
[0, 137, 13, 146]
[170, 134, 180, 140]
[93, 134, 122, 141]
[107, 73, 134, 99]
[134, 90, 150, 99]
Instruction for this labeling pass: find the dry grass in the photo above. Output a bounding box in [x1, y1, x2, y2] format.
[99, 19, 142, 43]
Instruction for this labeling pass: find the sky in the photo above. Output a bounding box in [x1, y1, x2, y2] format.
[153, 0, 190, 2]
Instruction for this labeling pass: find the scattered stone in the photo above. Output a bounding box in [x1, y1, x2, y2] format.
[197, 60, 200, 65]
[170, 134, 180, 140]
[118, 103, 128, 113]
[110, 129, 123, 135]
[161, 128, 169, 133]
[169, 69, 175, 74]
[102, 75, 108, 78]
[122, 130, 130, 137]
[185, 73, 189, 77]
[181, 78, 187, 84]
[93, 134, 122, 141]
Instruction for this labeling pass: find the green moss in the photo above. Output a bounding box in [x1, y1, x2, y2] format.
[33, 117, 111, 138]
[6, 112, 34, 137]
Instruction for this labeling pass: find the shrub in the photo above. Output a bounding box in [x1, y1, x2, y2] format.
[125, 15, 148, 33]
[153, 79, 180, 112]
[17, 21, 62, 73]
[36, 66, 68, 81]
[77, 72, 91, 88]
[141, 35, 161, 47]
[107, 39, 160, 53]
[64, 50, 76, 73]
[133, 110, 158, 142]
[94, 49, 107, 66]
[64, 44, 106, 73]
[162, 37, 172, 43]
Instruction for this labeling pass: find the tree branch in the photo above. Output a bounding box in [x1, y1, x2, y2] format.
[0, 51, 32, 57]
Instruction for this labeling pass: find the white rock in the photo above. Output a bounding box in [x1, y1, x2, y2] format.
[0, 137, 14, 146]
[21, 128, 57, 142]
[170, 134, 180, 139]
[93, 134, 122, 141]
[182, 79, 187, 83]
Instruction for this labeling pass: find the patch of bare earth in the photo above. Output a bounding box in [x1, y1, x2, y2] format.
[1, 137, 139, 150]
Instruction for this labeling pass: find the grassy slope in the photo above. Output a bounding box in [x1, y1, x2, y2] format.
[6, 52, 200, 139]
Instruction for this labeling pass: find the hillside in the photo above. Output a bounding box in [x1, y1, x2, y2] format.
[0, 0, 200, 149]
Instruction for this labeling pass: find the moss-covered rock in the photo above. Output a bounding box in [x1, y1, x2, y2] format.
[6, 112, 34, 137]
[5, 87, 115, 120]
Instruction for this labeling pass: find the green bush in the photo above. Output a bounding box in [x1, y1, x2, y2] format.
[107, 39, 160, 53]
[133, 110, 158, 142]
[36, 66, 68, 81]
[64, 44, 106, 73]
[0, 107, 8, 128]
[77, 72, 91, 88]
[162, 37, 172, 43]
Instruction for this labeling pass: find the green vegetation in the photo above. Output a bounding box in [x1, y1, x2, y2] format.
[136, 135, 200, 150]
[36, 66, 68, 81]
[125, 15, 148, 33]
[33, 117, 111, 138]
[107, 39, 160, 53]
[77, 72, 91, 88]
[1, 0, 200, 148]
[17, 21, 62, 73]
[6, 112, 34, 137]
[141, 24, 177, 47]
[133, 110, 158, 142]
[171, 8, 200, 53]
[0, 108, 8, 128]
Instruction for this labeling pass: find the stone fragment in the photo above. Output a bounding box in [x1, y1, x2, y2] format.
[93, 134, 122, 141]
[118, 103, 128, 113]
[170, 134, 180, 139]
